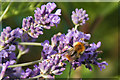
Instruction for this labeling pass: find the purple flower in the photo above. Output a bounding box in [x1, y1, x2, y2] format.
[97, 61, 108, 71]
[21, 68, 32, 78]
[0, 27, 23, 50]
[0, 44, 17, 79]
[71, 8, 89, 25]
[75, 49, 108, 71]
[34, 2, 61, 29]
[22, 2, 61, 38]
[0, 50, 16, 77]
[85, 41, 101, 51]
[4, 67, 22, 79]
[0, 61, 9, 79]
[22, 16, 43, 38]
[21, 54, 66, 79]
[48, 28, 107, 71]
[0, 46, 16, 64]
[51, 28, 91, 54]
[9, 45, 16, 51]
[63, 28, 107, 71]
[21, 33, 36, 42]
[0, 2, 108, 79]
[41, 40, 57, 59]
[65, 28, 91, 44]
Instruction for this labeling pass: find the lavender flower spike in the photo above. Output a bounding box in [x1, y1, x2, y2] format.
[21, 54, 66, 79]
[34, 2, 61, 29]
[50, 28, 108, 71]
[0, 27, 23, 50]
[71, 8, 89, 26]
[22, 16, 43, 38]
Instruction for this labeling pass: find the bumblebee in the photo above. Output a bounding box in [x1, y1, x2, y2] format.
[65, 42, 85, 62]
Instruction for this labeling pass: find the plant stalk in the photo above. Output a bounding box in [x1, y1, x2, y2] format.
[18, 42, 42, 46]
[8, 59, 42, 68]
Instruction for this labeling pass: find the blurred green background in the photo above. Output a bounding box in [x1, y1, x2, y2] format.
[1, 2, 119, 79]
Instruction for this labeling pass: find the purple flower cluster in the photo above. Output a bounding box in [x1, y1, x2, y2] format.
[72, 42, 108, 70]
[0, 45, 16, 64]
[2, 67, 22, 79]
[22, 16, 43, 38]
[50, 28, 91, 55]
[41, 40, 57, 59]
[0, 28, 34, 79]
[0, 45, 17, 79]
[21, 27, 108, 78]
[0, 2, 62, 79]
[0, 2, 108, 79]
[0, 27, 23, 51]
[40, 28, 108, 71]
[34, 2, 61, 29]
[0, 27, 24, 79]
[71, 8, 89, 25]
[22, 2, 61, 38]
[21, 54, 66, 79]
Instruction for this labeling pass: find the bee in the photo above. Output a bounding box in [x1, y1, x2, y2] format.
[65, 42, 85, 62]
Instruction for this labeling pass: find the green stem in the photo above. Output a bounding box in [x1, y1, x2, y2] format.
[28, 75, 42, 80]
[16, 42, 42, 63]
[17, 52, 22, 60]
[67, 64, 72, 80]
[0, 1, 12, 22]
[1, 42, 42, 52]
[74, 24, 79, 30]
[28, 74, 50, 80]
[18, 42, 42, 46]
[17, 49, 30, 62]
[8, 59, 42, 68]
